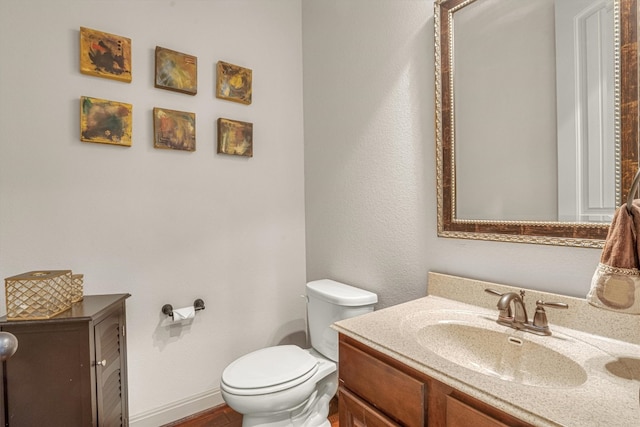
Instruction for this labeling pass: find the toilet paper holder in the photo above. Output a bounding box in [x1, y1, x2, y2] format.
[162, 299, 205, 319]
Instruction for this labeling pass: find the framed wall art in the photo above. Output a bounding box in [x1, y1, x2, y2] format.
[216, 61, 252, 105]
[80, 96, 132, 147]
[155, 46, 197, 95]
[217, 118, 253, 157]
[153, 108, 196, 152]
[79, 27, 132, 83]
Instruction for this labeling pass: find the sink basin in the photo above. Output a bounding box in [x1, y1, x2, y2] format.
[418, 322, 587, 388]
[402, 310, 589, 388]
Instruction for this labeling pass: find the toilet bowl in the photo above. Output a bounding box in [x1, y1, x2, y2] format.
[221, 346, 337, 427]
[220, 279, 377, 427]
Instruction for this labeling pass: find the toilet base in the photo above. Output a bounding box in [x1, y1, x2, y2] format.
[243, 417, 330, 427]
[241, 373, 337, 427]
[242, 413, 330, 427]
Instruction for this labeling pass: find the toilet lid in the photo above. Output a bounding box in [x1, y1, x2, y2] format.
[222, 345, 319, 394]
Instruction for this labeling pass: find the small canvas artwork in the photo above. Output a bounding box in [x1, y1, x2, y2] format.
[216, 61, 252, 105]
[80, 96, 132, 147]
[155, 46, 197, 95]
[217, 118, 253, 157]
[153, 108, 196, 152]
[79, 27, 132, 83]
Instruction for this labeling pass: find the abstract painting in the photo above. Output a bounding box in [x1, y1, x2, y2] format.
[155, 46, 197, 95]
[153, 108, 196, 152]
[80, 96, 132, 147]
[217, 118, 253, 157]
[216, 61, 252, 105]
[79, 27, 132, 83]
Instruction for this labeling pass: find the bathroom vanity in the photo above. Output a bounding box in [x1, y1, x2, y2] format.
[0, 293, 130, 426]
[339, 334, 532, 426]
[334, 273, 640, 426]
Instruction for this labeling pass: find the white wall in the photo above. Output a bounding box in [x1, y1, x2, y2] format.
[0, 0, 306, 424]
[302, 0, 602, 309]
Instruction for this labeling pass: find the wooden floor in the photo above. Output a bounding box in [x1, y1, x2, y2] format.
[163, 397, 339, 427]
[161, 404, 242, 427]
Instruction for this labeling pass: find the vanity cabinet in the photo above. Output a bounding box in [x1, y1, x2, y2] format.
[0, 294, 130, 427]
[338, 334, 533, 427]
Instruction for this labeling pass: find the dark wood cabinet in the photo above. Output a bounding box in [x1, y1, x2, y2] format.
[339, 334, 533, 427]
[0, 294, 130, 427]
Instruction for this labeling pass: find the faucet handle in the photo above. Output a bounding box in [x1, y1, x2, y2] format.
[532, 300, 568, 331]
[484, 288, 504, 296]
[536, 300, 568, 310]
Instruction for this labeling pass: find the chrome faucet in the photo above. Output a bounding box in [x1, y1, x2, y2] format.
[485, 288, 568, 336]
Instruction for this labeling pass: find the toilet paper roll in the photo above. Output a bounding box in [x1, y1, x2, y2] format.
[172, 306, 196, 322]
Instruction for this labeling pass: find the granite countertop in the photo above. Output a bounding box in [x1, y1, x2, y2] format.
[333, 273, 640, 427]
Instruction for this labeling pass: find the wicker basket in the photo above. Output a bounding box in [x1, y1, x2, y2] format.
[4, 270, 73, 320]
[71, 273, 84, 303]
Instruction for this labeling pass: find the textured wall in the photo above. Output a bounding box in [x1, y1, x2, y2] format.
[302, 0, 602, 309]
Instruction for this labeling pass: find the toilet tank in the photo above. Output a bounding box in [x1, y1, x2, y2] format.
[306, 279, 377, 362]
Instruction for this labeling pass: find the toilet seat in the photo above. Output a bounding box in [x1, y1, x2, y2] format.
[221, 345, 319, 396]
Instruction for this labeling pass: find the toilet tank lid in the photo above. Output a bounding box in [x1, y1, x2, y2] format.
[306, 279, 378, 306]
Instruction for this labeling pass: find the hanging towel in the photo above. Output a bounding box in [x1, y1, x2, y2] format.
[588, 200, 640, 314]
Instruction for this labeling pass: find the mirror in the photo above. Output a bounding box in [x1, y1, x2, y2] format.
[435, 0, 638, 248]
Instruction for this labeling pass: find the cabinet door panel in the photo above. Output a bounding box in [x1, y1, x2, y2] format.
[339, 387, 400, 427]
[95, 309, 124, 427]
[1, 322, 93, 426]
[339, 341, 425, 427]
[446, 395, 509, 427]
[430, 380, 533, 427]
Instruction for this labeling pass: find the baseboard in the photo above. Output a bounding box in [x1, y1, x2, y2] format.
[129, 388, 224, 427]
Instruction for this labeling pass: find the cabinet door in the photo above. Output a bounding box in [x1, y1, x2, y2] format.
[429, 380, 533, 427]
[339, 340, 425, 427]
[94, 309, 126, 426]
[339, 387, 400, 427]
[445, 395, 509, 427]
[1, 322, 93, 426]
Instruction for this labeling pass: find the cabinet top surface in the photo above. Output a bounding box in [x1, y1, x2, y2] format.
[0, 294, 130, 325]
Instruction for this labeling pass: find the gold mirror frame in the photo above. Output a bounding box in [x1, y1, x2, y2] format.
[435, 0, 638, 248]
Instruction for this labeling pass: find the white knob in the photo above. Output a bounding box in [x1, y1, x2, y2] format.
[96, 359, 106, 367]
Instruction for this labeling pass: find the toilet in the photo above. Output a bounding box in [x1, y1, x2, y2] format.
[220, 279, 378, 427]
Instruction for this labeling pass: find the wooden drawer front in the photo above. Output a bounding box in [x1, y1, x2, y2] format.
[339, 341, 425, 427]
[446, 395, 509, 427]
[340, 386, 401, 427]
